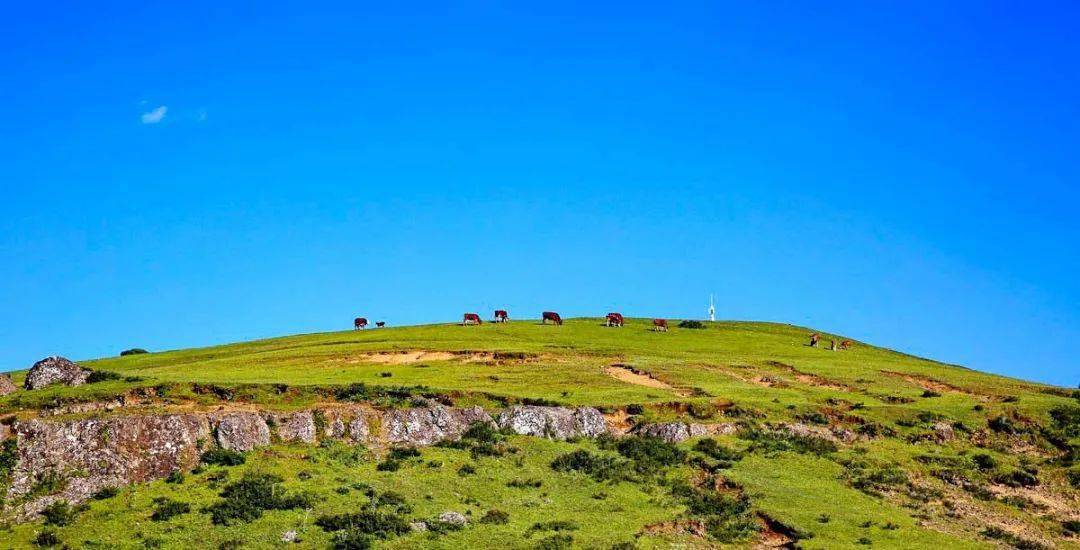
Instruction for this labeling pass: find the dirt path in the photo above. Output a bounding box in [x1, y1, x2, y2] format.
[603, 365, 693, 396]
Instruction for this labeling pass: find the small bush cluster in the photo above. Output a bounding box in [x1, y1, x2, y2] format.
[603, 435, 687, 476]
[480, 509, 510, 524]
[201, 448, 246, 466]
[691, 439, 743, 471]
[550, 450, 625, 481]
[86, 370, 123, 384]
[677, 320, 707, 329]
[377, 446, 422, 472]
[992, 466, 1039, 488]
[41, 500, 82, 526]
[841, 459, 909, 497]
[316, 489, 413, 549]
[204, 473, 313, 525]
[981, 526, 1049, 550]
[151, 497, 191, 521]
[120, 348, 149, 356]
[670, 482, 760, 543]
[739, 428, 837, 456]
[91, 486, 119, 500]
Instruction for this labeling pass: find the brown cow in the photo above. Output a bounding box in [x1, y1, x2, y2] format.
[605, 312, 624, 327]
[809, 333, 820, 347]
[463, 313, 482, 325]
[652, 318, 668, 332]
[354, 317, 368, 330]
[839, 340, 853, 350]
[542, 311, 563, 325]
[494, 310, 509, 323]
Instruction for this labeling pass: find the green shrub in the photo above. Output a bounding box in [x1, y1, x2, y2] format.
[693, 439, 743, 462]
[480, 509, 510, 524]
[165, 470, 184, 484]
[678, 320, 707, 329]
[550, 450, 625, 481]
[315, 510, 410, 538]
[86, 370, 123, 383]
[120, 348, 149, 356]
[527, 520, 579, 535]
[921, 390, 941, 398]
[91, 486, 119, 500]
[611, 436, 686, 475]
[200, 448, 246, 466]
[376, 459, 401, 472]
[507, 478, 542, 488]
[670, 482, 760, 543]
[387, 447, 421, 460]
[625, 404, 645, 415]
[796, 411, 829, 425]
[688, 402, 718, 420]
[205, 473, 313, 525]
[41, 500, 79, 526]
[993, 468, 1039, 488]
[32, 529, 60, 548]
[1068, 469, 1080, 488]
[1049, 405, 1080, 437]
[150, 497, 191, 521]
[739, 428, 837, 456]
[0, 439, 17, 483]
[972, 454, 997, 471]
[457, 464, 476, 476]
[1063, 520, 1080, 535]
[535, 534, 573, 549]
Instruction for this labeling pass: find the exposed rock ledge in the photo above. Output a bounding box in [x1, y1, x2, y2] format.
[1, 404, 607, 517]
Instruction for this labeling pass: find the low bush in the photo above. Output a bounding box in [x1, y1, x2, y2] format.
[993, 467, 1039, 488]
[527, 520, 579, 535]
[550, 450, 625, 481]
[670, 482, 760, 543]
[165, 470, 184, 484]
[739, 428, 838, 456]
[688, 402, 718, 420]
[120, 348, 149, 356]
[376, 459, 401, 472]
[678, 320, 707, 329]
[507, 478, 542, 488]
[480, 509, 510, 524]
[535, 534, 573, 549]
[609, 436, 686, 476]
[41, 500, 79, 526]
[1049, 405, 1080, 437]
[1063, 520, 1080, 535]
[91, 486, 119, 500]
[201, 448, 246, 466]
[32, 530, 60, 548]
[921, 390, 942, 398]
[86, 370, 123, 384]
[151, 497, 191, 521]
[693, 439, 743, 463]
[204, 473, 313, 525]
[972, 453, 997, 471]
[315, 510, 411, 538]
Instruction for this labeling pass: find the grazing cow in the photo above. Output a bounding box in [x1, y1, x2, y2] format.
[354, 317, 368, 330]
[652, 318, 668, 332]
[463, 313, 483, 325]
[809, 333, 820, 347]
[494, 310, 509, 323]
[839, 340, 853, 350]
[541, 311, 563, 325]
[605, 313, 624, 327]
[375, 321, 386, 328]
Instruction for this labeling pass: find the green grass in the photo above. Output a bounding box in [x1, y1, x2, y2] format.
[2, 319, 1076, 549]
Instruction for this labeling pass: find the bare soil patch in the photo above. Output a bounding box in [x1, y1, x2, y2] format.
[880, 370, 990, 400]
[766, 361, 858, 392]
[604, 365, 693, 396]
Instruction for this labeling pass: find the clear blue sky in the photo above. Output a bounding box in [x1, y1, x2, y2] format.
[1, 2, 1077, 386]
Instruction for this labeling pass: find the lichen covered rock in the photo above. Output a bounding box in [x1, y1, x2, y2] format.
[213, 412, 271, 451]
[0, 374, 18, 396]
[23, 356, 89, 390]
[383, 406, 494, 446]
[6, 414, 210, 515]
[270, 411, 316, 444]
[496, 406, 608, 439]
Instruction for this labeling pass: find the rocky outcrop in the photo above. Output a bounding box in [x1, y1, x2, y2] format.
[496, 406, 608, 439]
[931, 421, 956, 443]
[0, 374, 17, 396]
[634, 422, 739, 443]
[23, 356, 89, 390]
[6, 414, 211, 515]
[384, 406, 493, 446]
[213, 412, 271, 451]
[270, 411, 316, 444]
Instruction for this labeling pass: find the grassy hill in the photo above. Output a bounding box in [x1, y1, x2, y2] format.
[1, 319, 1077, 549]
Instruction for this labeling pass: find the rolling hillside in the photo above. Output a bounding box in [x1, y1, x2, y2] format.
[0, 319, 1077, 549]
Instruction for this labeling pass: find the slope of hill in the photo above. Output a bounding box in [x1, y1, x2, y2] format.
[0, 319, 1077, 549]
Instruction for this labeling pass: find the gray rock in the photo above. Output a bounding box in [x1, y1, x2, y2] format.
[23, 356, 89, 390]
[438, 511, 468, 526]
[214, 412, 271, 451]
[281, 530, 298, 543]
[635, 422, 693, 443]
[6, 414, 211, 515]
[0, 374, 18, 396]
[271, 411, 316, 444]
[320, 409, 347, 439]
[410, 521, 429, 532]
[776, 422, 839, 443]
[496, 406, 607, 440]
[383, 406, 494, 446]
[348, 414, 371, 442]
[931, 421, 956, 442]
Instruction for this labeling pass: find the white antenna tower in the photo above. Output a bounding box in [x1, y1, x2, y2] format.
[708, 294, 716, 322]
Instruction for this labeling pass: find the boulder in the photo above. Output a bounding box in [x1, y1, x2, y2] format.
[281, 530, 298, 543]
[438, 511, 468, 526]
[383, 406, 494, 446]
[213, 412, 271, 451]
[496, 406, 608, 440]
[348, 414, 371, 442]
[270, 411, 316, 444]
[0, 374, 18, 396]
[23, 356, 89, 390]
[931, 421, 956, 443]
[636, 422, 694, 443]
[320, 409, 347, 439]
[6, 414, 211, 515]
[776, 422, 839, 443]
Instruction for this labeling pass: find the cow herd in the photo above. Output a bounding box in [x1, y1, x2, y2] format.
[354, 311, 674, 332]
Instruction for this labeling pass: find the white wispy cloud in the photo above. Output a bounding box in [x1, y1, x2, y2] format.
[140, 106, 168, 124]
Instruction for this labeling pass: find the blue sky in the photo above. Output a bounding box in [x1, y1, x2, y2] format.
[1, 1, 1077, 386]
